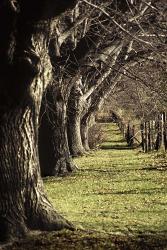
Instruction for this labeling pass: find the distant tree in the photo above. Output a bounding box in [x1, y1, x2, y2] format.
[67, 0, 167, 154]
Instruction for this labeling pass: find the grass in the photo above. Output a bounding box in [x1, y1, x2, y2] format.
[4, 123, 167, 249]
[45, 123, 167, 237]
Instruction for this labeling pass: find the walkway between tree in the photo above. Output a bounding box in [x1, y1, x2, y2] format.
[5, 123, 167, 249]
[45, 122, 167, 248]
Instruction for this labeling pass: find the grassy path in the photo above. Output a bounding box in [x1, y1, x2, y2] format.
[5, 123, 167, 249]
[45, 123, 167, 237]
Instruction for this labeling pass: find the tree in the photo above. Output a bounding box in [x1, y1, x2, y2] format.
[38, 2, 97, 168]
[66, 0, 155, 153]
[0, 0, 77, 241]
[101, 46, 167, 150]
[39, 0, 161, 163]
[39, 83, 76, 176]
[78, 0, 167, 151]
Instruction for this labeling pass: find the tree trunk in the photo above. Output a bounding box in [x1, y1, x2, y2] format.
[81, 116, 90, 151]
[0, 1, 77, 241]
[126, 124, 134, 147]
[0, 105, 73, 241]
[160, 112, 166, 152]
[148, 121, 151, 152]
[81, 112, 96, 151]
[164, 113, 167, 150]
[67, 82, 85, 156]
[145, 121, 149, 152]
[68, 110, 85, 156]
[155, 115, 161, 151]
[39, 86, 76, 177]
[141, 123, 145, 152]
[150, 120, 155, 151]
[126, 123, 131, 146]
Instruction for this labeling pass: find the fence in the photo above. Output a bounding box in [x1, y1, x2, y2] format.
[117, 112, 167, 152]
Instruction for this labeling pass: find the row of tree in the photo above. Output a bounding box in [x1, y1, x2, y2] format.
[141, 112, 167, 152]
[0, 0, 166, 241]
[117, 112, 167, 152]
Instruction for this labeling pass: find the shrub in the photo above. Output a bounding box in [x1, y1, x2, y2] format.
[88, 123, 107, 149]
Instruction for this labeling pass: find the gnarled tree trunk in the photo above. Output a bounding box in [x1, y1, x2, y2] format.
[39, 85, 76, 176]
[0, 0, 77, 241]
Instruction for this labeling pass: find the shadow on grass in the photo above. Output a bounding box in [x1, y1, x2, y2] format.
[90, 187, 166, 196]
[78, 167, 159, 174]
[100, 144, 132, 150]
[107, 139, 126, 143]
[111, 233, 167, 250]
[4, 230, 167, 250]
[142, 166, 167, 171]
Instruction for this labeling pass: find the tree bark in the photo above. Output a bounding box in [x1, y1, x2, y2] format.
[150, 120, 155, 151]
[141, 123, 145, 152]
[81, 112, 96, 151]
[155, 115, 161, 151]
[67, 81, 86, 156]
[39, 85, 76, 177]
[148, 121, 151, 152]
[0, 105, 73, 241]
[160, 112, 166, 152]
[81, 116, 90, 151]
[68, 108, 85, 156]
[164, 112, 167, 150]
[145, 121, 149, 152]
[0, 1, 77, 241]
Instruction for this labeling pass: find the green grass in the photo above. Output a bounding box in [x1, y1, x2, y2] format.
[5, 123, 167, 249]
[44, 123, 167, 236]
